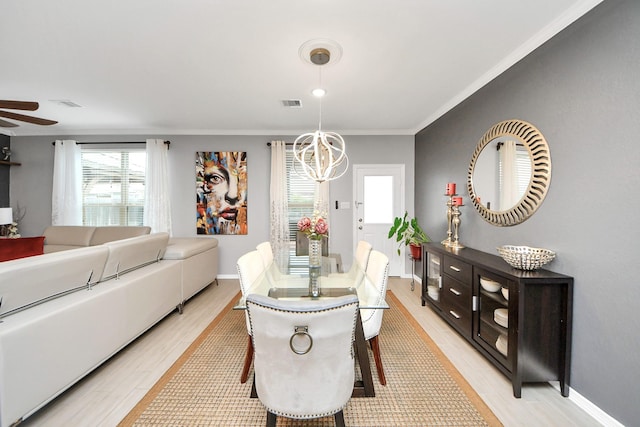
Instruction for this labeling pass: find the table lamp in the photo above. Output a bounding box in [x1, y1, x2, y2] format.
[0, 207, 13, 237]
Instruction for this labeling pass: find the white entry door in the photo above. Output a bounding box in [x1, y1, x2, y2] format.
[354, 164, 405, 276]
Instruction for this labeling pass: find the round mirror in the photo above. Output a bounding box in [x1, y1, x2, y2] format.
[467, 119, 551, 226]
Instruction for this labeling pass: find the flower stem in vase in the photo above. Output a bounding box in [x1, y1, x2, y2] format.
[308, 238, 322, 297]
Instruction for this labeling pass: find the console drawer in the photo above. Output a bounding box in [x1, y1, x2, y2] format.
[441, 276, 472, 336]
[440, 298, 472, 337]
[443, 255, 472, 284]
[441, 275, 471, 307]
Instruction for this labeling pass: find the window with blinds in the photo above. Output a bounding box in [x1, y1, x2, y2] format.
[81, 149, 146, 226]
[286, 148, 315, 273]
[498, 144, 532, 198]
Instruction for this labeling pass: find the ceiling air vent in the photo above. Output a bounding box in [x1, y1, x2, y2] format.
[282, 99, 302, 108]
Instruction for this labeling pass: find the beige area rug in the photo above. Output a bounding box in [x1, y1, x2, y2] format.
[119, 291, 502, 426]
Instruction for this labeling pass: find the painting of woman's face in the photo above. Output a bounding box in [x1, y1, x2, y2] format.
[196, 151, 247, 235]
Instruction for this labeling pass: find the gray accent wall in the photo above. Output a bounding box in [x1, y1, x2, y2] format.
[415, 1, 639, 424]
[0, 134, 9, 207]
[9, 134, 413, 279]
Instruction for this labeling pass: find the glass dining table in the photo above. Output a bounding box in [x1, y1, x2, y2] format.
[234, 261, 388, 397]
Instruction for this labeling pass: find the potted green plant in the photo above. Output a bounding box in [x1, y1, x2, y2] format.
[388, 212, 431, 259]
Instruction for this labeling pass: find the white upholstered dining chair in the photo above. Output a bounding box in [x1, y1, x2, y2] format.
[255, 241, 302, 282]
[236, 250, 266, 383]
[246, 293, 359, 427]
[359, 249, 390, 385]
[255, 241, 276, 269]
[329, 240, 373, 286]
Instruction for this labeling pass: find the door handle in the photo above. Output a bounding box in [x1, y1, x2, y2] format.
[358, 226, 363, 230]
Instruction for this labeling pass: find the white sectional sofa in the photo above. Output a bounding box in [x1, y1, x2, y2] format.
[164, 237, 219, 307]
[0, 230, 218, 427]
[42, 225, 152, 253]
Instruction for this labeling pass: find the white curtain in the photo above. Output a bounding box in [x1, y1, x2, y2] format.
[144, 139, 172, 234]
[52, 140, 82, 225]
[499, 140, 519, 210]
[269, 141, 289, 271]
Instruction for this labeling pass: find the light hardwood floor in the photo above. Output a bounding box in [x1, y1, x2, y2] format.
[21, 277, 601, 427]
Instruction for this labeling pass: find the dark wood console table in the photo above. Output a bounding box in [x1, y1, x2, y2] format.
[422, 242, 573, 398]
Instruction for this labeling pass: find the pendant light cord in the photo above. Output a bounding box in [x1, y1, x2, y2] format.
[317, 66, 323, 131]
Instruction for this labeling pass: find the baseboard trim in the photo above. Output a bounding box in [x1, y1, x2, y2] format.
[550, 383, 622, 427]
[216, 274, 238, 280]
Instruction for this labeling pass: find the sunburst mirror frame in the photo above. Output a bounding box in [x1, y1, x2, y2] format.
[467, 119, 552, 226]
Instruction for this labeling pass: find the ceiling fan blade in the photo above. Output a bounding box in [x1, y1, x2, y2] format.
[0, 110, 57, 126]
[0, 118, 19, 128]
[0, 100, 39, 111]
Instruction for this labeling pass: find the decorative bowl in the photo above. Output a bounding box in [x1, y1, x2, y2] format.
[494, 308, 508, 328]
[497, 245, 556, 270]
[495, 334, 508, 356]
[480, 277, 501, 292]
[501, 287, 509, 300]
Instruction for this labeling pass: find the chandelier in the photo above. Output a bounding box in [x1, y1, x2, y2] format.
[293, 45, 348, 182]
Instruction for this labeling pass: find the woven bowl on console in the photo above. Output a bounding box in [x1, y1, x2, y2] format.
[496, 245, 556, 270]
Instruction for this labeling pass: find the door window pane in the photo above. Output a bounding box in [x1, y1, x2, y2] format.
[363, 175, 393, 223]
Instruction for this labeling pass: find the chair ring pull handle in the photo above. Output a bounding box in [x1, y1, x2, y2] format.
[290, 326, 313, 355]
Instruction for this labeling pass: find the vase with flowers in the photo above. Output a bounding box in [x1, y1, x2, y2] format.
[297, 210, 328, 296]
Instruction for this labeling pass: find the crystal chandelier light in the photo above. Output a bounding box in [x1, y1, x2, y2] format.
[293, 45, 348, 182]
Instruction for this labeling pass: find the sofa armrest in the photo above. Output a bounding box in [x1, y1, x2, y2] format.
[164, 237, 218, 259]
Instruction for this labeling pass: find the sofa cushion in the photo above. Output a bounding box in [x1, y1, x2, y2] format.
[42, 226, 96, 252]
[163, 237, 218, 260]
[0, 245, 109, 318]
[99, 233, 169, 281]
[89, 226, 151, 246]
[0, 236, 45, 262]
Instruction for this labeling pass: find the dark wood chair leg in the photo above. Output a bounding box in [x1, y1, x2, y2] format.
[266, 411, 277, 427]
[370, 335, 386, 385]
[240, 334, 254, 383]
[334, 410, 346, 427]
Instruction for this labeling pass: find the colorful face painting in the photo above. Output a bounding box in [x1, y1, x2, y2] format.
[196, 151, 247, 235]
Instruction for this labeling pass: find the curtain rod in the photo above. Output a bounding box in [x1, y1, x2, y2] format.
[266, 142, 333, 146]
[496, 141, 523, 150]
[51, 140, 170, 147]
[266, 142, 294, 146]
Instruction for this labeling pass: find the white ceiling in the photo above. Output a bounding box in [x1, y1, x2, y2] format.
[1, 0, 602, 137]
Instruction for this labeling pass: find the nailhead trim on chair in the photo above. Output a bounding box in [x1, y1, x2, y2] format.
[247, 298, 359, 359]
[360, 261, 389, 325]
[246, 296, 359, 420]
[266, 403, 349, 420]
